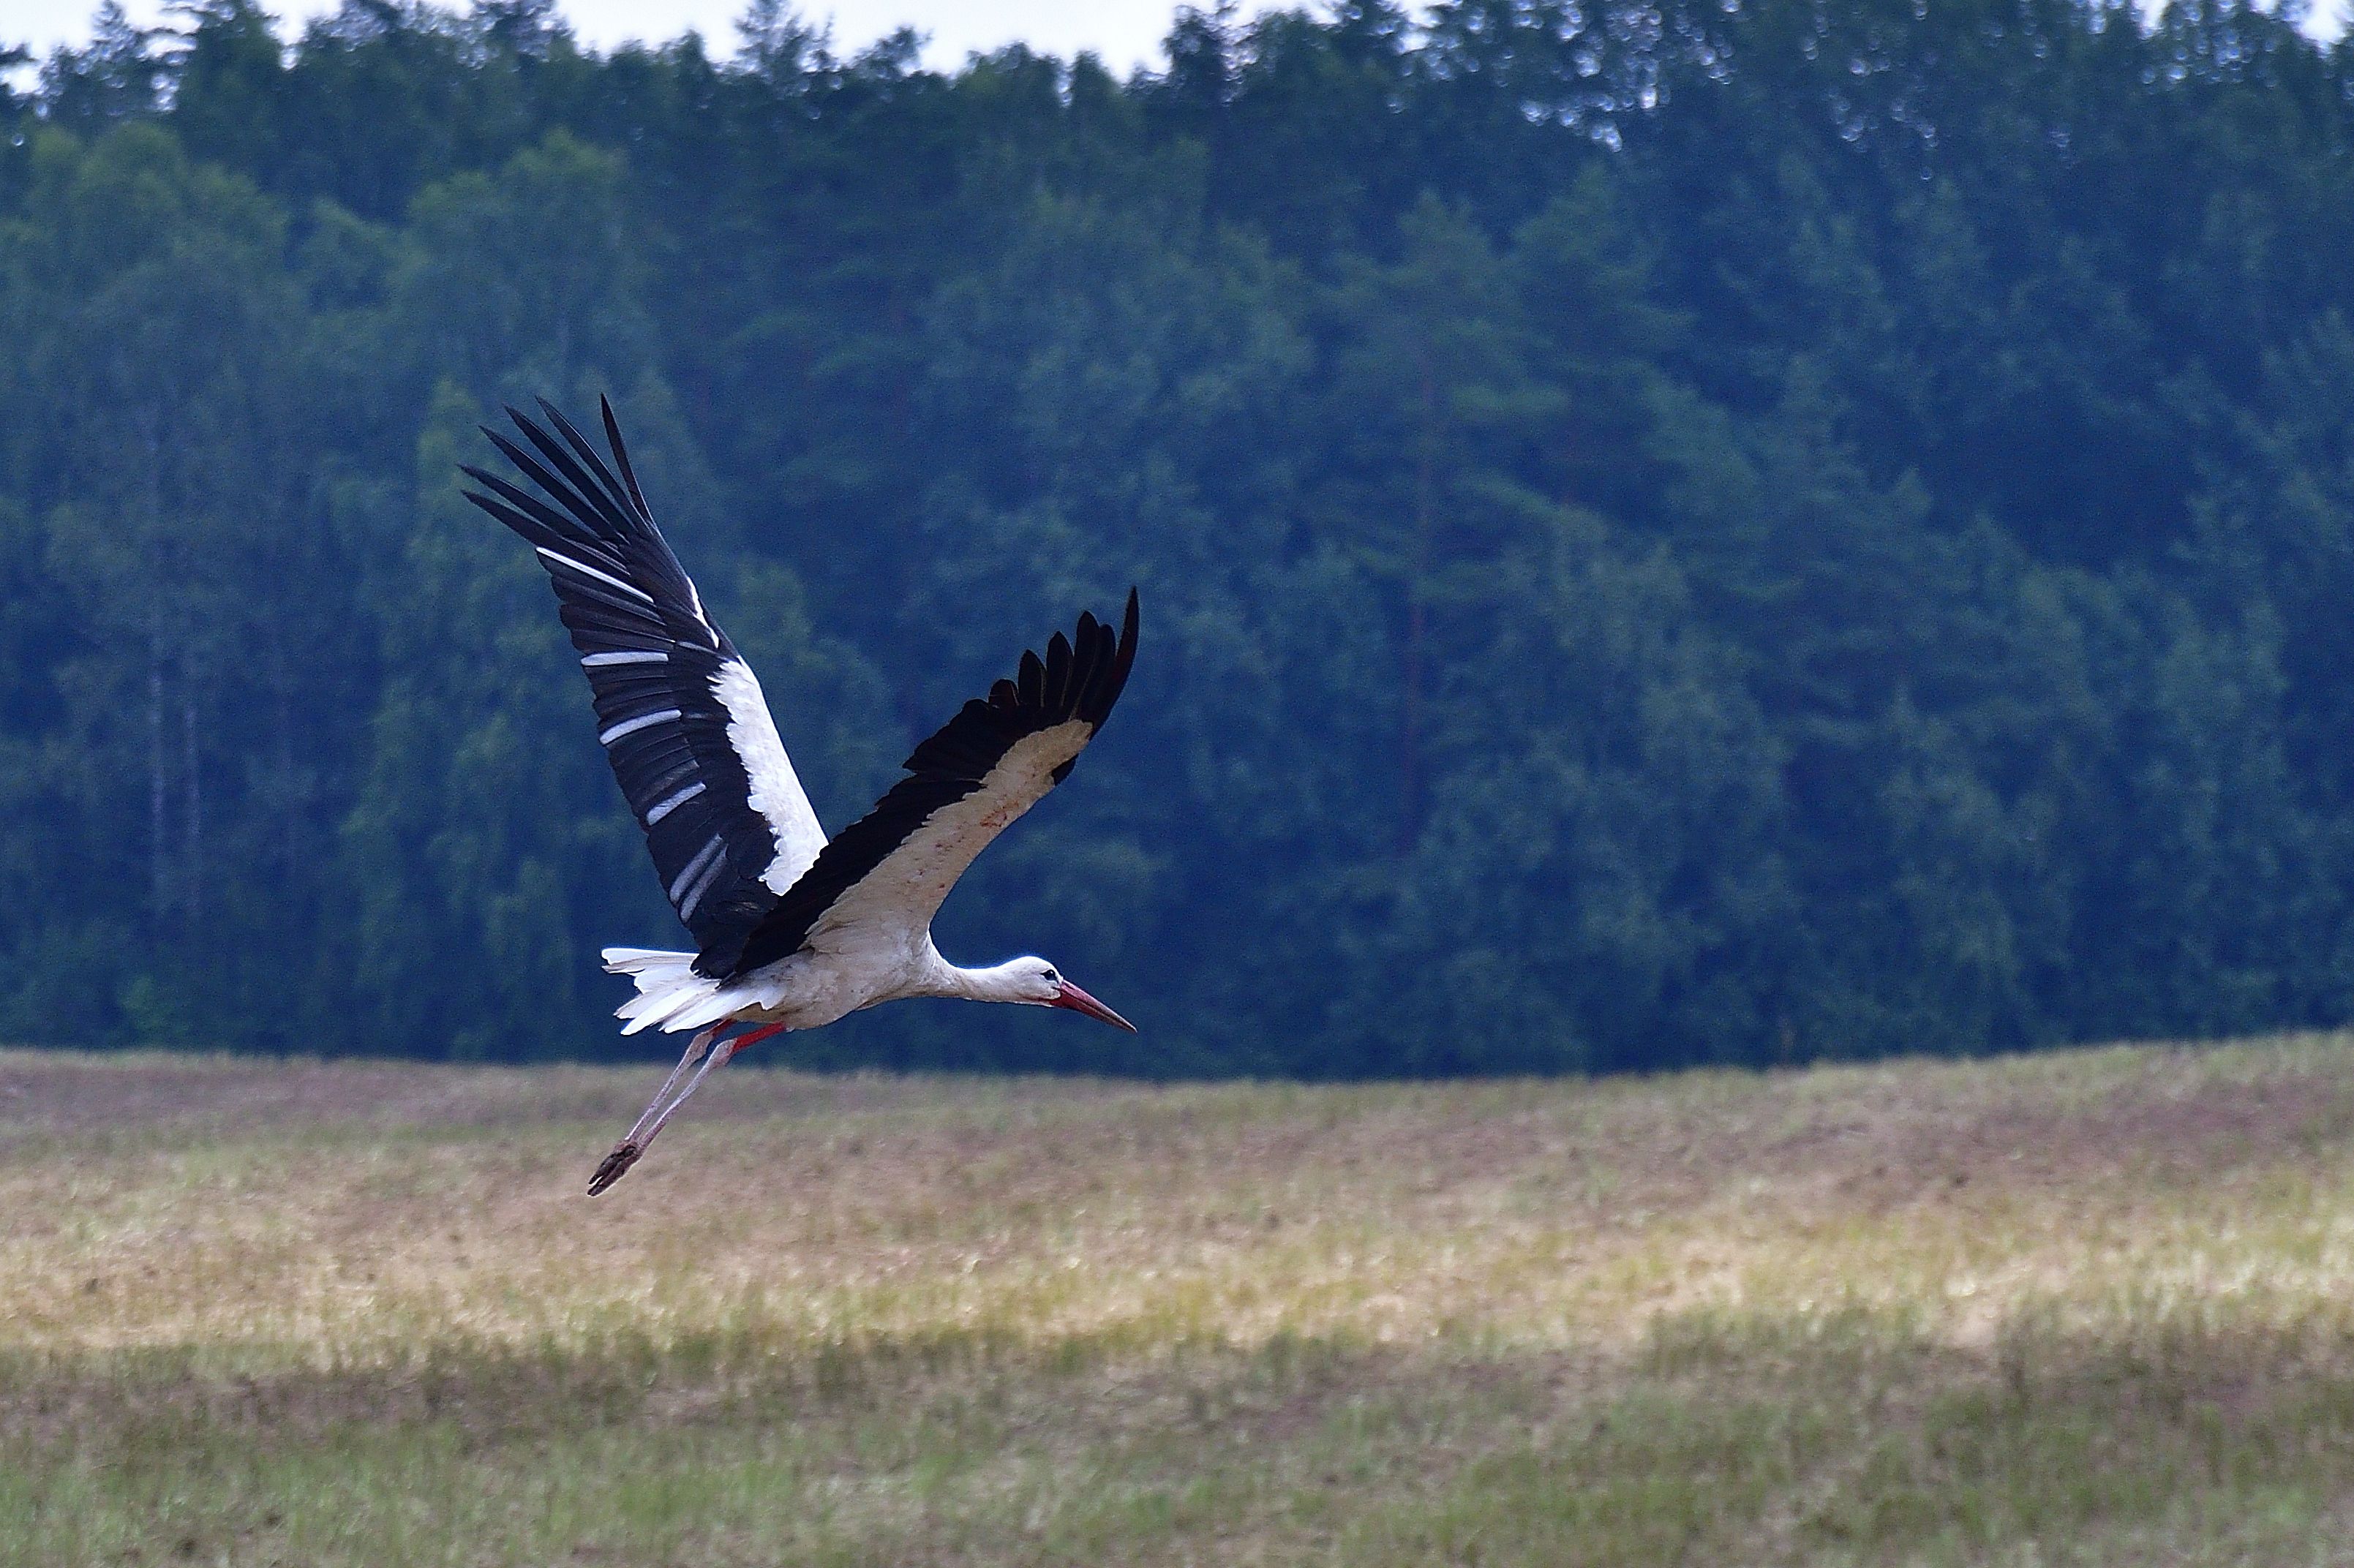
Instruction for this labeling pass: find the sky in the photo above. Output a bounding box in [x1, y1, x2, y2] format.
[4, 0, 1277, 75]
[5, 0, 2344, 79]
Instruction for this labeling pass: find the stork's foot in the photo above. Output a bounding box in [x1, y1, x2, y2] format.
[587, 1140, 642, 1196]
[586, 1023, 772, 1197]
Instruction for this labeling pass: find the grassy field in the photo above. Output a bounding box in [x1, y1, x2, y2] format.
[12, 1040, 2354, 1564]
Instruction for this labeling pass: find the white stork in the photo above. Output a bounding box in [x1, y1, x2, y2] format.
[462, 398, 1140, 1195]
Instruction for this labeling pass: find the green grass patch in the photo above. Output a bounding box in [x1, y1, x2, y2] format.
[12, 1040, 2354, 1561]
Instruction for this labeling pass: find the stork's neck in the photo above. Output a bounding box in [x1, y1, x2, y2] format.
[911, 940, 1031, 1003]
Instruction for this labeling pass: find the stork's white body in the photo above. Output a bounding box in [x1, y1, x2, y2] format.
[462, 399, 1138, 1194]
[599, 714, 1106, 1039]
[607, 937, 1045, 1036]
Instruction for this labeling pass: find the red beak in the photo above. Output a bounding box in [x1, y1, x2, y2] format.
[1052, 979, 1137, 1033]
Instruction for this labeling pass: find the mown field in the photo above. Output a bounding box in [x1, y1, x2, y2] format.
[11, 1039, 2354, 1564]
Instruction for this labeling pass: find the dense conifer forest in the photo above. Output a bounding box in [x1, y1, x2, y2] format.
[2, 0, 2352, 1074]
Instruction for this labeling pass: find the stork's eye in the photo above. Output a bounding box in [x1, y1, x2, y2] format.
[1042, 968, 1058, 984]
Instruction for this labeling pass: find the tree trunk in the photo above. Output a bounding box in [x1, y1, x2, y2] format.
[182, 697, 202, 918]
[148, 646, 168, 918]
[1399, 359, 1436, 853]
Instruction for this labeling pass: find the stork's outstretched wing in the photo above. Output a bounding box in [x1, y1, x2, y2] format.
[461, 399, 825, 975]
[724, 590, 1140, 980]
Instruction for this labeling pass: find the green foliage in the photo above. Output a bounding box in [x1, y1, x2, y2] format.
[0, 0, 2351, 1070]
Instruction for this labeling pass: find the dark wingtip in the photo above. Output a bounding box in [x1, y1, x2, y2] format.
[1044, 630, 1075, 713]
[1069, 587, 1141, 727]
[600, 396, 649, 515]
[1097, 587, 1140, 721]
[536, 397, 641, 519]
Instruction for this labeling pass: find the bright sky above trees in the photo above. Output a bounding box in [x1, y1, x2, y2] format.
[7, 0, 1285, 72]
[10, 0, 2344, 84]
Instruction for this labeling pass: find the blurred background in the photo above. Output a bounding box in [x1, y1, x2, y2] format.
[3, 0, 2354, 1077]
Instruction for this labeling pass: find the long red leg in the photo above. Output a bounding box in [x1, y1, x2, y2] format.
[729, 1022, 790, 1053]
[587, 1020, 789, 1196]
[589, 1023, 723, 1196]
[622, 1026, 718, 1146]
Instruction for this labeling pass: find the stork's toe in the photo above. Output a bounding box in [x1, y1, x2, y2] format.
[587, 1141, 642, 1196]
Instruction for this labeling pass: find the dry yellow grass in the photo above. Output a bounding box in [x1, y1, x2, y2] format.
[12, 1036, 2354, 1563]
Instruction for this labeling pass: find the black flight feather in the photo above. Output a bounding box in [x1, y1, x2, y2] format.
[726, 589, 1140, 979]
[462, 401, 790, 972]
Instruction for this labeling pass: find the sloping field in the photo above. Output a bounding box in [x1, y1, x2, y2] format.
[10, 1037, 2354, 1564]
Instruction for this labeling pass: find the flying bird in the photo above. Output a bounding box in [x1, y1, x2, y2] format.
[462, 398, 1140, 1195]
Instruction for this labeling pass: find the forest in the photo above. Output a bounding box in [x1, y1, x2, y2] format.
[1, 0, 2352, 1075]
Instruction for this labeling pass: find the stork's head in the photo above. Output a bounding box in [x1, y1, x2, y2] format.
[1001, 956, 1136, 1032]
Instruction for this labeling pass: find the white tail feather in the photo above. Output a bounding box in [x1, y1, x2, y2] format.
[663, 988, 751, 1034]
[603, 946, 692, 974]
[601, 946, 792, 1036]
[625, 993, 708, 1033]
[603, 946, 722, 1036]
